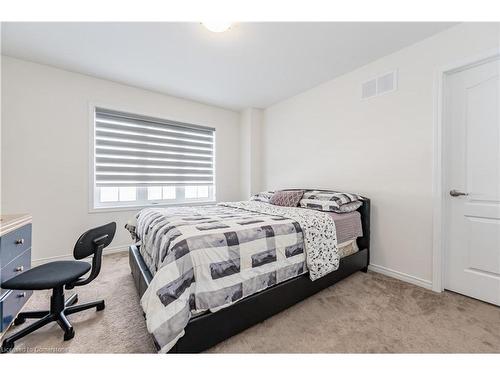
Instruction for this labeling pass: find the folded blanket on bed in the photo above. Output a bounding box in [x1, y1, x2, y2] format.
[134, 201, 338, 352]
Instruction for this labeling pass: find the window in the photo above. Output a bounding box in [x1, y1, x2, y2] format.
[92, 107, 215, 209]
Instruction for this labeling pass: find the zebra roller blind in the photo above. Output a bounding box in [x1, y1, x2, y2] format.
[94, 108, 215, 187]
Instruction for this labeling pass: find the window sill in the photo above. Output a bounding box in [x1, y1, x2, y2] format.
[89, 200, 217, 214]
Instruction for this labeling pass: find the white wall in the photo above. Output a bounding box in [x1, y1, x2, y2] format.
[262, 23, 500, 285]
[240, 108, 263, 199]
[1, 56, 241, 263]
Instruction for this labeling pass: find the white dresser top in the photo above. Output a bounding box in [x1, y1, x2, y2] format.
[0, 214, 32, 237]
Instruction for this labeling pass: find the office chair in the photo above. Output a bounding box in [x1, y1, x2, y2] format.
[1, 222, 116, 353]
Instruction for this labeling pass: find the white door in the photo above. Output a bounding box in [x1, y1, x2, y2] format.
[444, 56, 500, 306]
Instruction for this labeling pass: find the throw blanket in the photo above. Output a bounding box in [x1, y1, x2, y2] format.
[135, 201, 338, 352]
[222, 202, 339, 280]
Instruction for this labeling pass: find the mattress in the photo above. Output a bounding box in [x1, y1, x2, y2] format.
[327, 211, 363, 244]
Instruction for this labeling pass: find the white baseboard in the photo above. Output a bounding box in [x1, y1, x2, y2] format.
[31, 244, 130, 267]
[368, 264, 433, 290]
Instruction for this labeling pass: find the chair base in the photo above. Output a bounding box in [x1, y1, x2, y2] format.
[1, 286, 105, 353]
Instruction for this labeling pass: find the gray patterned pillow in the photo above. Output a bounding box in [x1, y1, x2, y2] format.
[270, 190, 305, 207]
[300, 190, 362, 212]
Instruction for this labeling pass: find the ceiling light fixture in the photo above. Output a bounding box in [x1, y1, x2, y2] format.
[202, 22, 232, 33]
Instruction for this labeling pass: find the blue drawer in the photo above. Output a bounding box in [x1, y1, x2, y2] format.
[0, 289, 32, 332]
[0, 224, 32, 268]
[1, 248, 31, 296]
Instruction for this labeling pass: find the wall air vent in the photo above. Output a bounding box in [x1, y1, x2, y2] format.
[361, 70, 398, 99]
[361, 79, 377, 99]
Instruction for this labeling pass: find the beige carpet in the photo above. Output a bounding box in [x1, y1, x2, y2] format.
[3, 252, 500, 353]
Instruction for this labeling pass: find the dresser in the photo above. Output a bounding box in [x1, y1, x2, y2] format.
[0, 214, 33, 336]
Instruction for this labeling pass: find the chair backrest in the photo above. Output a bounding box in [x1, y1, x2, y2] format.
[73, 222, 116, 260]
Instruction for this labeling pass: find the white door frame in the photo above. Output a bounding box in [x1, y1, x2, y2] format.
[432, 48, 500, 293]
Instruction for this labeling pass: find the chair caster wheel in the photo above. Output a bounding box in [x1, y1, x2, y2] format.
[64, 328, 75, 341]
[1, 341, 14, 353]
[14, 316, 26, 326]
[96, 301, 105, 311]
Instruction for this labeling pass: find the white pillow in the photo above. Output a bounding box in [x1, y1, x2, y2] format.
[249, 191, 274, 203]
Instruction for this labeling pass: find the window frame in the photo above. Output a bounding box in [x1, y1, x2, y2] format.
[88, 104, 216, 213]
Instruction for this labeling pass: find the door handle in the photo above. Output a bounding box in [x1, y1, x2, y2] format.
[449, 189, 469, 197]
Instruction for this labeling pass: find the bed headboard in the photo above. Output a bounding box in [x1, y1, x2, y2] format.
[356, 197, 370, 262]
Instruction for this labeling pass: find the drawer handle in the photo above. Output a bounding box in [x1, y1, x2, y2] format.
[15, 265, 24, 272]
[17, 292, 26, 298]
[15, 238, 25, 245]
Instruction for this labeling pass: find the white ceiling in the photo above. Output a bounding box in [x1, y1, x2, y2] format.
[1, 22, 457, 110]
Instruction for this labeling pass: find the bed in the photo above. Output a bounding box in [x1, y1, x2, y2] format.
[129, 194, 370, 353]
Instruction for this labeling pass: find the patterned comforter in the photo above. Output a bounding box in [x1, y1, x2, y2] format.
[131, 201, 338, 352]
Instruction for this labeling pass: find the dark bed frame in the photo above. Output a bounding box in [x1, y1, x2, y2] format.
[129, 197, 370, 353]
